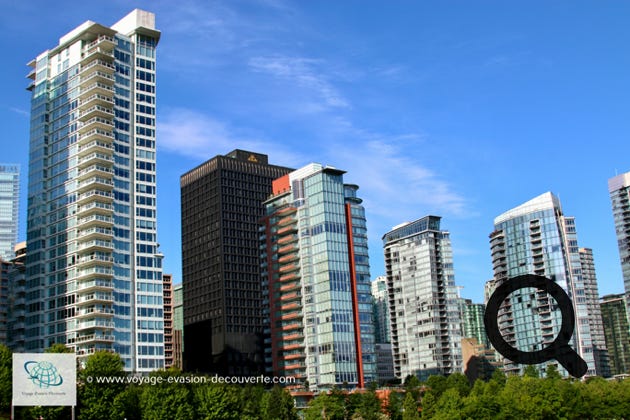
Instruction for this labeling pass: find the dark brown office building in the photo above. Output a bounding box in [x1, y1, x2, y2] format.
[180, 150, 292, 375]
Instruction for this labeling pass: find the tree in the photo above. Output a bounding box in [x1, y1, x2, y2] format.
[446, 373, 470, 397]
[303, 393, 345, 420]
[433, 388, 464, 420]
[387, 391, 404, 420]
[240, 385, 265, 420]
[193, 383, 239, 420]
[544, 364, 561, 381]
[77, 351, 126, 420]
[349, 389, 383, 420]
[522, 365, 539, 378]
[0, 344, 11, 415]
[260, 385, 297, 420]
[402, 391, 420, 420]
[45, 343, 73, 353]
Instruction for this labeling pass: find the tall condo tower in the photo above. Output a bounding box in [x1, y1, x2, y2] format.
[489, 192, 608, 376]
[608, 172, 630, 313]
[383, 216, 463, 380]
[180, 150, 292, 375]
[0, 165, 20, 261]
[260, 163, 376, 389]
[25, 10, 163, 371]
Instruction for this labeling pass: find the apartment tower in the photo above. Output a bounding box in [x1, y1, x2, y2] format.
[600, 294, 630, 376]
[180, 150, 291, 375]
[0, 165, 20, 261]
[25, 10, 163, 371]
[260, 163, 376, 389]
[489, 192, 608, 376]
[608, 172, 630, 313]
[383, 216, 463, 380]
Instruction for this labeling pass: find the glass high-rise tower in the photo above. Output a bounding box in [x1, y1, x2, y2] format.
[609, 172, 630, 314]
[260, 163, 376, 389]
[489, 192, 608, 377]
[25, 10, 163, 371]
[0, 164, 19, 261]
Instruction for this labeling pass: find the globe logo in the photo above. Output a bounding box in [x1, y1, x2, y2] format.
[24, 360, 64, 388]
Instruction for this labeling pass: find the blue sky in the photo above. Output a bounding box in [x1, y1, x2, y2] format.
[1, 0, 629, 303]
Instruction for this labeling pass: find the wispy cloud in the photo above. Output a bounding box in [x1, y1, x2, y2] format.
[330, 136, 468, 220]
[249, 56, 350, 109]
[8, 107, 29, 117]
[157, 107, 304, 167]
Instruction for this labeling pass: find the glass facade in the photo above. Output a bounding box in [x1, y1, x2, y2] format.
[490, 192, 608, 376]
[0, 165, 19, 261]
[383, 216, 463, 380]
[261, 164, 376, 389]
[25, 10, 163, 372]
[608, 172, 630, 317]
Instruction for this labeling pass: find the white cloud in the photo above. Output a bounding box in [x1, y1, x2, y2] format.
[157, 107, 304, 166]
[9, 107, 29, 117]
[249, 56, 350, 109]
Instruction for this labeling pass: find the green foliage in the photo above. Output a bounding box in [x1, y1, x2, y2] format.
[260, 385, 298, 420]
[544, 364, 561, 380]
[77, 351, 126, 420]
[240, 385, 265, 420]
[387, 391, 404, 420]
[303, 392, 346, 420]
[0, 344, 11, 415]
[45, 343, 73, 353]
[402, 391, 420, 420]
[522, 364, 540, 378]
[193, 383, 240, 420]
[445, 373, 470, 397]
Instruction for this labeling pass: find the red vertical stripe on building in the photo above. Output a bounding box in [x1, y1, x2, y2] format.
[345, 203, 365, 388]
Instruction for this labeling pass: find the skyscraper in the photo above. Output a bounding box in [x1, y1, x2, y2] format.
[25, 10, 163, 371]
[489, 192, 608, 376]
[0, 165, 19, 261]
[180, 150, 292, 375]
[260, 163, 376, 389]
[163, 274, 174, 369]
[608, 172, 630, 313]
[383, 216, 463, 380]
[371, 275, 391, 344]
[600, 294, 630, 376]
[461, 299, 489, 348]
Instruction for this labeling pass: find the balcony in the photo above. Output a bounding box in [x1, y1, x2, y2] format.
[76, 189, 113, 205]
[81, 59, 115, 76]
[76, 292, 114, 306]
[79, 82, 114, 100]
[77, 177, 113, 194]
[79, 71, 115, 88]
[79, 93, 114, 109]
[84, 35, 115, 52]
[81, 45, 114, 65]
[78, 117, 114, 134]
[76, 254, 114, 269]
[78, 226, 113, 241]
[76, 266, 113, 282]
[78, 152, 114, 168]
[78, 104, 114, 122]
[278, 253, 298, 264]
[76, 319, 114, 331]
[78, 130, 115, 148]
[76, 279, 113, 293]
[75, 333, 115, 344]
[77, 201, 112, 216]
[77, 165, 112, 181]
[75, 306, 114, 319]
